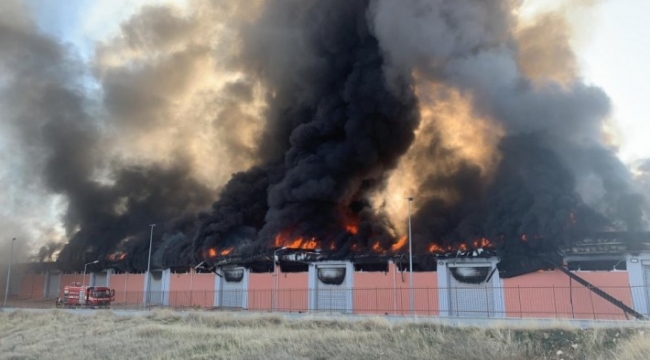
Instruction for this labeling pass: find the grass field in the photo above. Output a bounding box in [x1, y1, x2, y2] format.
[1, 310, 649, 360]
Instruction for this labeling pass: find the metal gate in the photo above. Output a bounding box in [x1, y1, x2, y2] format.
[448, 266, 495, 317]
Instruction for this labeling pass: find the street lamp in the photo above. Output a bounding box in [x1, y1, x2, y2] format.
[273, 246, 287, 311]
[82, 260, 99, 287]
[407, 197, 414, 315]
[3, 238, 16, 308]
[144, 224, 156, 307]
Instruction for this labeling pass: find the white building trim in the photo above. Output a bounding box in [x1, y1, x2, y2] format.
[626, 253, 650, 316]
[308, 261, 354, 313]
[437, 257, 504, 318]
[214, 266, 249, 309]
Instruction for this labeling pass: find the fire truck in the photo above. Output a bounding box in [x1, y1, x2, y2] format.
[56, 283, 116, 308]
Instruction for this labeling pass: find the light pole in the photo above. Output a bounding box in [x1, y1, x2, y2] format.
[273, 246, 287, 311]
[82, 260, 99, 287]
[145, 224, 156, 308]
[3, 238, 16, 308]
[407, 197, 414, 315]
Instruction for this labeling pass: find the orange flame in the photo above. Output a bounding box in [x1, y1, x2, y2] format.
[469, 237, 491, 248]
[220, 248, 233, 256]
[273, 233, 282, 247]
[274, 232, 319, 250]
[108, 252, 126, 261]
[428, 243, 441, 253]
[427, 237, 492, 254]
[390, 236, 407, 252]
[346, 224, 358, 235]
[208, 248, 217, 258]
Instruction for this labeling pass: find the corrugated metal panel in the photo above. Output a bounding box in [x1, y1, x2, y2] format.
[448, 266, 494, 317]
[148, 271, 164, 305]
[93, 272, 108, 287]
[45, 272, 60, 298]
[315, 266, 348, 312]
[643, 266, 650, 311]
[220, 268, 245, 308]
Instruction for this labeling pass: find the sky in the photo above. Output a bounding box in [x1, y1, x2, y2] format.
[22, 0, 650, 163]
[577, 0, 650, 163]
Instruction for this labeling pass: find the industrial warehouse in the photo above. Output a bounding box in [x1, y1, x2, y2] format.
[2, 233, 650, 321]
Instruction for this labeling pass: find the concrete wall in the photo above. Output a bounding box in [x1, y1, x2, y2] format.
[168, 271, 215, 308]
[277, 271, 309, 312]
[44, 272, 61, 298]
[502, 270, 632, 320]
[144, 269, 171, 306]
[248, 270, 309, 312]
[109, 273, 145, 306]
[90, 270, 111, 287]
[215, 267, 249, 308]
[354, 263, 439, 316]
[626, 254, 650, 316]
[437, 258, 504, 318]
[247, 272, 273, 311]
[354, 266, 394, 315]
[308, 261, 354, 313]
[1, 266, 31, 298]
[18, 274, 46, 299]
[3, 257, 642, 320]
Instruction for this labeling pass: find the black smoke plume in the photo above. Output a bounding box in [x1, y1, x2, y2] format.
[2, 0, 647, 272]
[194, 0, 420, 258]
[0, 2, 213, 271]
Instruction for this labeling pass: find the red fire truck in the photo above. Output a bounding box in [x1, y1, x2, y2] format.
[56, 283, 116, 308]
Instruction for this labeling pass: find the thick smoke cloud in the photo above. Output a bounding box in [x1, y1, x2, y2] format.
[0, 1, 215, 271]
[195, 0, 420, 257]
[2, 0, 647, 272]
[369, 0, 647, 250]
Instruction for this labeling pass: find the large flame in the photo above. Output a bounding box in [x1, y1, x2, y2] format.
[390, 236, 407, 251]
[345, 223, 359, 235]
[428, 237, 493, 254]
[273, 232, 319, 250]
[204, 247, 232, 259]
[367, 236, 409, 254]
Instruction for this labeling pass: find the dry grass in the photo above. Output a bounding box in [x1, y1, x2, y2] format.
[0, 309, 649, 360]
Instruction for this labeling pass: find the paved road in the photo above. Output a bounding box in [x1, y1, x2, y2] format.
[2, 307, 649, 329]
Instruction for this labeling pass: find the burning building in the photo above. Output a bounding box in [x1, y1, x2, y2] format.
[1, 0, 649, 318]
[41, 0, 641, 273]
